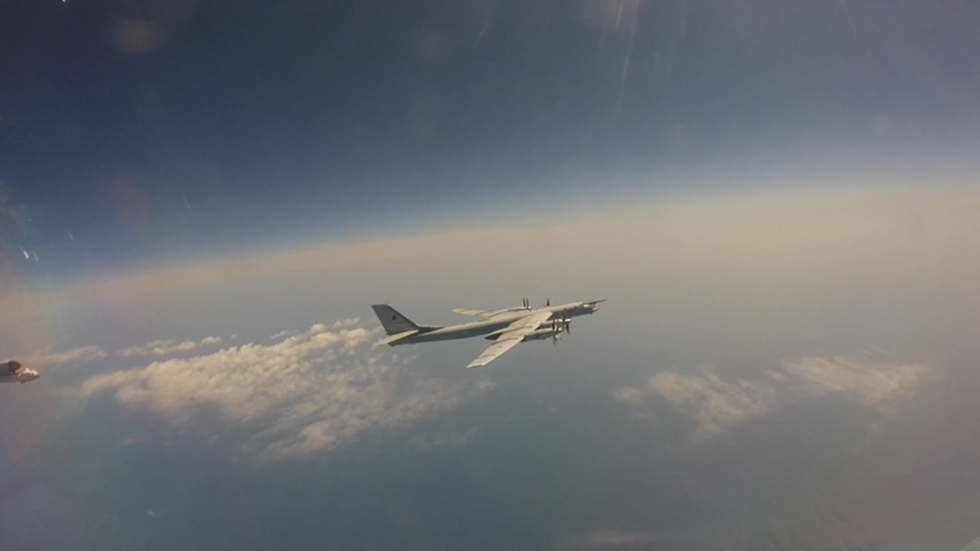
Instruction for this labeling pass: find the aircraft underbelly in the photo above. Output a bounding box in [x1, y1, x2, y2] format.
[416, 322, 507, 342]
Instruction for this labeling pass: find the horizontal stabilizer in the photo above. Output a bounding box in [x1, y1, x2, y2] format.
[374, 330, 418, 347]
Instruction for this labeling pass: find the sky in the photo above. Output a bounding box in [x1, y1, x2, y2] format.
[2, 0, 980, 277]
[2, 1, 980, 550]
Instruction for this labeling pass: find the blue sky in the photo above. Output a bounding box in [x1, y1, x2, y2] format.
[2, 0, 979, 282]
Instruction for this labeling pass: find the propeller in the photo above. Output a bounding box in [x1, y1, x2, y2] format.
[522, 298, 529, 309]
[545, 298, 550, 307]
[549, 315, 571, 344]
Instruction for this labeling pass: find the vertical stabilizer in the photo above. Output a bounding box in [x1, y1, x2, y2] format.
[371, 304, 420, 335]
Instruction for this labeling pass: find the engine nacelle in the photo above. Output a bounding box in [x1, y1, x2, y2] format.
[1, 360, 21, 376]
[521, 327, 563, 342]
[484, 319, 570, 341]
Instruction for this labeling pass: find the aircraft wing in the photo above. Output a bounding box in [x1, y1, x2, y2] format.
[453, 307, 529, 320]
[452, 308, 494, 318]
[466, 311, 553, 368]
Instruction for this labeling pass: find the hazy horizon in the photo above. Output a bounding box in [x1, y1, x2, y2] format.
[3, 0, 980, 549]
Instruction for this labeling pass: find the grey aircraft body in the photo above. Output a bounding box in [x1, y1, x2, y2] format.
[371, 298, 605, 367]
[0, 360, 40, 385]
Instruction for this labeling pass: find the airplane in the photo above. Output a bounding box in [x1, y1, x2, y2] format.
[371, 298, 605, 368]
[0, 360, 40, 385]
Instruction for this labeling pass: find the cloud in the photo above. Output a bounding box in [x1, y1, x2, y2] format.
[46, 346, 109, 366]
[612, 387, 658, 421]
[617, 357, 931, 441]
[783, 356, 930, 406]
[22, 345, 109, 367]
[116, 336, 223, 358]
[81, 320, 493, 463]
[555, 530, 666, 549]
[647, 372, 777, 441]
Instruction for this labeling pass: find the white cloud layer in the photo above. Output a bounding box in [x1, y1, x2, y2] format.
[648, 372, 777, 441]
[81, 320, 493, 463]
[21, 345, 109, 367]
[782, 356, 929, 405]
[44, 346, 109, 366]
[116, 336, 223, 358]
[617, 357, 931, 441]
[556, 530, 665, 549]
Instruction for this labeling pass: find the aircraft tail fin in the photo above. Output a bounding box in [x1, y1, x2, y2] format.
[371, 304, 422, 335]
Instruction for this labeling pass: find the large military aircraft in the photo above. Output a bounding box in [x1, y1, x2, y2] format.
[0, 360, 40, 385]
[371, 298, 605, 368]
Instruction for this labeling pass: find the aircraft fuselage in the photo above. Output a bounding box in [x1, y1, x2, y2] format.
[0, 360, 40, 385]
[396, 302, 598, 345]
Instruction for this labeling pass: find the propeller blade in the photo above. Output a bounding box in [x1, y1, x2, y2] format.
[546, 298, 550, 307]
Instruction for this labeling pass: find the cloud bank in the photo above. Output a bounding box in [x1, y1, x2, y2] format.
[42, 346, 109, 366]
[19, 345, 109, 368]
[781, 356, 929, 405]
[555, 530, 667, 549]
[81, 320, 493, 463]
[116, 336, 223, 358]
[617, 356, 932, 441]
[643, 372, 777, 441]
